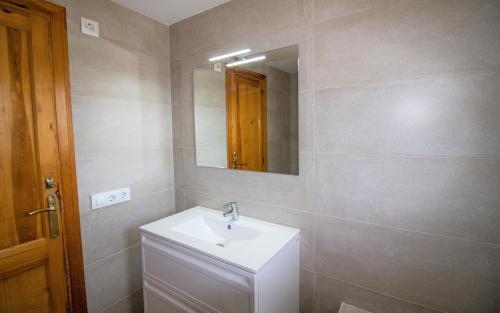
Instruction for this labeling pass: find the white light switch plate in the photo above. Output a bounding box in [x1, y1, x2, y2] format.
[91, 187, 130, 210]
[81, 17, 99, 37]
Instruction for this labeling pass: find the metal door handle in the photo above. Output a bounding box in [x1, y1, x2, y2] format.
[28, 207, 56, 215]
[27, 193, 59, 238]
[231, 152, 247, 169]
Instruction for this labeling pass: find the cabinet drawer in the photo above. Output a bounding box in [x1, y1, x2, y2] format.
[142, 235, 254, 313]
[144, 279, 201, 313]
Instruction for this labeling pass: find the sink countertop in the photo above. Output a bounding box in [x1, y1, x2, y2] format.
[140, 206, 300, 273]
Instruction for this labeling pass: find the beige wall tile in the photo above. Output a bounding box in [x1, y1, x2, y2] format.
[314, 0, 500, 89]
[183, 148, 313, 211]
[141, 148, 175, 192]
[298, 90, 314, 152]
[169, 23, 181, 61]
[72, 96, 143, 154]
[315, 154, 500, 244]
[182, 101, 196, 148]
[76, 148, 174, 212]
[141, 102, 173, 149]
[76, 151, 143, 212]
[80, 190, 174, 264]
[170, 60, 182, 104]
[175, 0, 312, 59]
[84, 244, 142, 313]
[174, 188, 187, 212]
[73, 97, 173, 153]
[137, 55, 171, 104]
[315, 70, 500, 157]
[315, 215, 500, 313]
[102, 289, 143, 313]
[314, 0, 397, 24]
[301, 269, 315, 313]
[172, 104, 184, 148]
[53, 0, 169, 60]
[315, 274, 443, 313]
[68, 33, 141, 100]
[68, 33, 170, 103]
[173, 148, 185, 188]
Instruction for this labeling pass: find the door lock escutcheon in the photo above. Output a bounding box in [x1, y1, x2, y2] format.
[45, 176, 57, 189]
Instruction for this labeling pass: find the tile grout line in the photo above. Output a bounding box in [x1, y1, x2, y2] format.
[314, 212, 500, 248]
[183, 188, 314, 216]
[98, 287, 143, 313]
[314, 151, 500, 161]
[84, 242, 141, 268]
[312, 63, 500, 93]
[314, 272, 450, 313]
[181, 187, 500, 248]
[71, 93, 173, 106]
[67, 27, 170, 63]
[311, 0, 318, 309]
[76, 145, 175, 156]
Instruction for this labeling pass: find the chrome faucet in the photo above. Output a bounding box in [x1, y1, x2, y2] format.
[223, 201, 239, 221]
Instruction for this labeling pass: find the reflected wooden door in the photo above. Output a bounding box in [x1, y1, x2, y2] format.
[226, 67, 267, 172]
[0, 3, 69, 312]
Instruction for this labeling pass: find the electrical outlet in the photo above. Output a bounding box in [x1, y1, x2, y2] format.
[91, 187, 130, 210]
[81, 17, 99, 37]
[213, 63, 222, 72]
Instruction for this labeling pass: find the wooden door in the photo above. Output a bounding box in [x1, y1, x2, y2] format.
[226, 68, 267, 172]
[0, 2, 73, 312]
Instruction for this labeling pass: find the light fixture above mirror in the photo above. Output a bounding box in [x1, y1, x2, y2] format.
[226, 55, 267, 67]
[208, 48, 251, 62]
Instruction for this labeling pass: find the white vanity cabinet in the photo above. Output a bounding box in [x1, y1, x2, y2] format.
[140, 207, 300, 313]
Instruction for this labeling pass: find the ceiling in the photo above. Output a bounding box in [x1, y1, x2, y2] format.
[110, 0, 231, 25]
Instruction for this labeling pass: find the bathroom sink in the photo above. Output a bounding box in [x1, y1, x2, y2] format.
[170, 215, 262, 248]
[140, 206, 300, 273]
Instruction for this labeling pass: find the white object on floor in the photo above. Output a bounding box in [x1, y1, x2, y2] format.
[339, 303, 372, 313]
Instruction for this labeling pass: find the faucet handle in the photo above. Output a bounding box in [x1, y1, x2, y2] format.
[223, 201, 235, 208]
[222, 201, 239, 221]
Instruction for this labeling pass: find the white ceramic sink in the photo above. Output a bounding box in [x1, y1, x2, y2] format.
[140, 206, 300, 273]
[170, 215, 262, 248]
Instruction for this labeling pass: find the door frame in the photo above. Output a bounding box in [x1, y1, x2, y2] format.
[1, 1, 87, 312]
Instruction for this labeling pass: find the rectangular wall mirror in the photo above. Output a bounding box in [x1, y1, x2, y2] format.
[193, 45, 299, 175]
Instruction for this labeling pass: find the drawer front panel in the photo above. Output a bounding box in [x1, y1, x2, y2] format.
[144, 280, 198, 313]
[142, 235, 252, 313]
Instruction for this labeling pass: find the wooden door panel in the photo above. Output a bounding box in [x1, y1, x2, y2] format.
[0, 4, 69, 313]
[0, 24, 42, 248]
[237, 76, 262, 170]
[0, 6, 30, 30]
[0, 238, 47, 280]
[0, 265, 51, 313]
[226, 68, 267, 172]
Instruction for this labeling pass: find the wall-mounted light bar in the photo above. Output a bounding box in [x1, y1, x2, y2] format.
[209, 49, 251, 62]
[226, 55, 266, 67]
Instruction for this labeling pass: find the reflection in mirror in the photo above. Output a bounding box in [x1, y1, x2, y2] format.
[194, 45, 299, 175]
